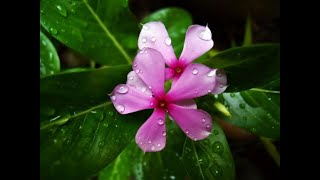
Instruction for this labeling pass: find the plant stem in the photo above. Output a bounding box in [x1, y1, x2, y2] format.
[260, 137, 280, 167]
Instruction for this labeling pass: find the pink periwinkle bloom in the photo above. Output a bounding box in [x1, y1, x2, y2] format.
[138, 21, 227, 94]
[110, 48, 220, 152]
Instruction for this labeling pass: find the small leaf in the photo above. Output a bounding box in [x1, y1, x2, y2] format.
[242, 15, 253, 46]
[40, 0, 139, 65]
[217, 89, 280, 139]
[201, 44, 280, 92]
[182, 121, 235, 180]
[40, 31, 60, 77]
[40, 66, 152, 179]
[141, 7, 193, 55]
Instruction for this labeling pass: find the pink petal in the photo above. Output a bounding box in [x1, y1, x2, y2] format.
[165, 68, 175, 81]
[168, 104, 212, 140]
[172, 99, 197, 109]
[166, 63, 216, 101]
[138, 22, 177, 66]
[126, 71, 152, 96]
[211, 69, 228, 94]
[135, 109, 166, 152]
[132, 48, 165, 97]
[110, 84, 154, 114]
[179, 25, 214, 65]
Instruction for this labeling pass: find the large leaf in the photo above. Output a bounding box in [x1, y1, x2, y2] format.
[213, 88, 280, 139]
[182, 121, 235, 180]
[40, 31, 60, 77]
[141, 7, 192, 56]
[99, 119, 188, 180]
[201, 44, 280, 92]
[40, 66, 152, 180]
[40, 0, 139, 65]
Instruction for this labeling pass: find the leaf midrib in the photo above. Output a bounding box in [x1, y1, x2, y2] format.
[82, 0, 131, 64]
[40, 101, 112, 130]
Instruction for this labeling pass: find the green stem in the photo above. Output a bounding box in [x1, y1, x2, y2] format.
[260, 137, 280, 167]
[251, 88, 280, 94]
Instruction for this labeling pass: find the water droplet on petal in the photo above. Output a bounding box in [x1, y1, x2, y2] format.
[111, 95, 116, 101]
[194, 138, 198, 141]
[165, 37, 172, 46]
[150, 102, 154, 106]
[129, 76, 134, 80]
[116, 104, 125, 113]
[141, 37, 147, 43]
[185, 130, 189, 134]
[158, 118, 164, 125]
[133, 63, 137, 67]
[151, 37, 156, 42]
[141, 87, 147, 92]
[116, 86, 129, 94]
[140, 142, 143, 145]
[162, 131, 167, 136]
[192, 68, 198, 75]
[151, 145, 156, 151]
[148, 86, 152, 89]
[139, 50, 143, 54]
[157, 143, 161, 147]
[148, 140, 152, 144]
[207, 70, 215, 77]
[199, 26, 212, 41]
[142, 25, 149, 30]
[56, 5, 68, 17]
[135, 68, 140, 73]
[206, 124, 211, 130]
[202, 118, 206, 123]
[208, 89, 212, 93]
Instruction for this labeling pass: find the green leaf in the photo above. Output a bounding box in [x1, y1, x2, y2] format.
[182, 121, 235, 180]
[141, 7, 193, 55]
[217, 89, 280, 139]
[201, 44, 280, 92]
[40, 0, 139, 65]
[242, 15, 252, 46]
[40, 66, 152, 180]
[99, 119, 189, 180]
[40, 31, 60, 77]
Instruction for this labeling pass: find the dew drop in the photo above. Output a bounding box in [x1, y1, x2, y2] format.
[230, 93, 235, 97]
[98, 141, 105, 147]
[56, 5, 68, 17]
[129, 76, 134, 80]
[165, 37, 172, 46]
[239, 103, 246, 109]
[116, 104, 125, 113]
[133, 63, 137, 67]
[207, 70, 215, 77]
[151, 145, 156, 151]
[148, 140, 152, 144]
[185, 130, 189, 134]
[151, 37, 156, 42]
[202, 118, 206, 123]
[116, 86, 129, 94]
[158, 118, 165, 125]
[135, 68, 140, 73]
[212, 141, 224, 154]
[141, 37, 147, 43]
[194, 138, 198, 141]
[199, 26, 212, 41]
[268, 98, 272, 101]
[141, 87, 147, 92]
[213, 130, 219, 135]
[206, 124, 211, 130]
[157, 143, 161, 147]
[208, 89, 212, 93]
[111, 95, 116, 101]
[49, 27, 58, 35]
[142, 25, 149, 30]
[162, 131, 167, 136]
[41, 40, 47, 46]
[192, 68, 198, 75]
[53, 139, 57, 143]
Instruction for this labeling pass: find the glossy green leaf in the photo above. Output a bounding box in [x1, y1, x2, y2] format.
[99, 119, 189, 180]
[141, 7, 192, 55]
[216, 89, 280, 139]
[40, 31, 60, 77]
[201, 44, 280, 92]
[40, 66, 152, 180]
[182, 121, 235, 180]
[40, 0, 139, 65]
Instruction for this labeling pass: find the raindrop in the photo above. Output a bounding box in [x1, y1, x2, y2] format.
[157, 143, 161, 147]
[192, 68, 198, 75]
[141, 37, 147, 43]
[142, 25, 149, 30]
[41, 40, 47, 46]
[98, 141, 105, 147]
[103, 123, 108, 127]
[148, 86, 152, 89]
[202, 118, 206, 123]
[185, 130, 189, 134]
[158, 118, 164, 125]
[199, 26, 212, 41]
[117, 85, 129, 94]
[206, 124, 211, 130]
[108, 111, 114, 116]
[56, 5, 68, 17]
[207, 70, 215, 77]
[162, 131, 167, 136]
[165, 37, 172, 46]
[230, 93, 235, 97]
[213, 130, 219, 135]
[141, 87, 147, 92]
[151, 37, 156, 42]
[151, 145, 156, 151]
[116, 105, 125, 113]
[135, 68, 140, 73]
[150, 102, 154, 106]
[49, 27, 58, 35]
[111, 95, 116, 101]
[208, 89, 212, 93]
[239, 103, 246, 109]
[129, 76, 134, 80]
[53, 139, 57, 143]
[148, 140, 152, 144]
[251, 128, 257, 132]
[194, 138, 198, 141]
[133, 63, 137, 67]
[212, 141, 224, 154]
[268, 98, 272, 101]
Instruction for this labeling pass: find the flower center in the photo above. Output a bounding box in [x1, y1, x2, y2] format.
[157, 100, 167, 109]
[175, 67, 182, 74]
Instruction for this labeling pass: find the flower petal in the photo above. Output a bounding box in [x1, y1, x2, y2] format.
[110, 84, 154, 114]
[166, 63, 216, 101]
[168, 104, 212, 140]
[211, 69, 228, 94]
[138, 22, 177, 66]
[165, 68, 175, 81]
[126, 71, 152, 96]
[135, 109, 166, 152]
[179, 25, 214, 65]
[133, 48, 165, 97]
[172, 99, 197, 109]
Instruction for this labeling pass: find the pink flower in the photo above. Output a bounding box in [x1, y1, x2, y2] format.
[138, 21, 227, 94]
[110, 48, 218, 152]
